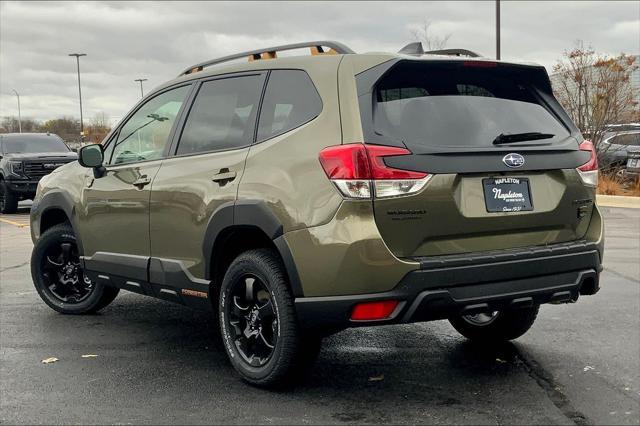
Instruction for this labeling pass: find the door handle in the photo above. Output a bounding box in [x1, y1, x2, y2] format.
[211, 169, 237, 184]
[132, 176, 151, 188]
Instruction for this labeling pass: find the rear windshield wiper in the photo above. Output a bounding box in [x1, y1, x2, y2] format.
[492, 132, 555, 145]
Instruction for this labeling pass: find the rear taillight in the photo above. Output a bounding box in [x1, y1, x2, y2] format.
[577, 140, 598, 187]
[318, 144, 431, 199]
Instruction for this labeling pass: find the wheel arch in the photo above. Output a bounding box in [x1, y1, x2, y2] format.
[204, 200, 304, 298]
[32, 190, 83, 254]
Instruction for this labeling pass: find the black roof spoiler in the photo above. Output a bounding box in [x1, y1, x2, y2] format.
[398, 42, 481, 58]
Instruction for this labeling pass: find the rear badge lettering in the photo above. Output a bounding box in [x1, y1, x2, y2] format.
[387, 209, 426, 221]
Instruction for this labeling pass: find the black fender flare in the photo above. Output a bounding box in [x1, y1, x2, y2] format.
[203, 200, 304, 297]
[31, 190, 83, 255]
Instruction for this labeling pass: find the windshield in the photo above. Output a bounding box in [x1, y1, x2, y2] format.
[2, 135, 70, 154]
[372, 62, 569, 151]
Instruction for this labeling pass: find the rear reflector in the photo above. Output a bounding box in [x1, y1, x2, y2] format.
[319, 144, 431, 199]
[350, 300, 399, 321]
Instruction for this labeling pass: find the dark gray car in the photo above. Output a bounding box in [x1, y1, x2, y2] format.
[0, 133, 77, 213]
[599, 128, 640, 172]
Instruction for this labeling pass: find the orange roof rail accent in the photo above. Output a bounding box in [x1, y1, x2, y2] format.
[310, 46, 337, 56]
[248, 51, 278, 62]
[185, 65, 204, 75]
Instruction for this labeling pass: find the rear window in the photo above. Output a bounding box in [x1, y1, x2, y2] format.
[372, 62, 569, 151]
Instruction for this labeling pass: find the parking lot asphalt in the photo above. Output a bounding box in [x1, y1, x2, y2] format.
[1, 204, 638, 425]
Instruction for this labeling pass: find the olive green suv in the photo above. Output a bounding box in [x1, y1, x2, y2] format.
[30, 41, 604, 387]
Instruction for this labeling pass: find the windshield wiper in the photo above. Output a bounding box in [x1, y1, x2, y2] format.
[492, 132, 555, 145]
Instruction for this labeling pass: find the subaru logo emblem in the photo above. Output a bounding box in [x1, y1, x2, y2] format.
[503, 153, 525, 168]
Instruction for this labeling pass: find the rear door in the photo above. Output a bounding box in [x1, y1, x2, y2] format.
[357, 60, 595, 258]
[149, 72, 266, 294]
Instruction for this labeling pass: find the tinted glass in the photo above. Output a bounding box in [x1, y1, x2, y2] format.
[611, 133, 640, 146]
[110, 86, 189, 165]
[2, 134, 69, 153]
[177, 75, 263, 155]
[372, 62, 569, 151]
[257, 70, 322, 141]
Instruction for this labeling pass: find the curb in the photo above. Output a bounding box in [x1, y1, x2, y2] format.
[596, 194, 640, 209]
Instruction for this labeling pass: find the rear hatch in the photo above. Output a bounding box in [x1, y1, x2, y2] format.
[356, 59, 596, 258]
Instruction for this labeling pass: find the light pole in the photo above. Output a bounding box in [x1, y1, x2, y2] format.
[11, 89, 21, 133]
[134, 78, 148, 98]
[69, 53, 86, 142]
[496, 0, 501, 60]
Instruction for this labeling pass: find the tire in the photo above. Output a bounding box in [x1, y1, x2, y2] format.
[0, 180, 18, 214]
[219, 248, 320, 388]
[449, 305, 540, 342]
[31, 224, 119, 314]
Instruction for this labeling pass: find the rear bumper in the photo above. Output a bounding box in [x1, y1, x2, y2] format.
[295, 242, 602, 330]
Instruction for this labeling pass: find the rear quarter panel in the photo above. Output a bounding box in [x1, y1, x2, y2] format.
[237, 56, 345, 231]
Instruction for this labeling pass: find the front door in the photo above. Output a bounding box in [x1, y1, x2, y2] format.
[78, 85, 191, 286]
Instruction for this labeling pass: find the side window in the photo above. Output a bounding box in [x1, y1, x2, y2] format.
[110, 85, 189, 165]
[176, 75, 263, 155]
[612, 133, 640, 146]
[257, 70, 322, 142]
[101, 133, 116, 164]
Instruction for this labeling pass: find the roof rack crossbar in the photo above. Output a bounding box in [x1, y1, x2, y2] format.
[178, 40, 354, 77]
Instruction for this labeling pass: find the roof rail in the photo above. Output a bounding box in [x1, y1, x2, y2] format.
[424, 48, 482, 58]
[178, 40, 355, 77]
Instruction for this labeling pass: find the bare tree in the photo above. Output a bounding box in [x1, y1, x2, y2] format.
[552, 41, 638, 162]
[90, 111, 109, 129]
[40, 117, 81, 142]
[87, 112, 111, 143]
[0, 116, 42, 133]
[410, 20, 451, 51]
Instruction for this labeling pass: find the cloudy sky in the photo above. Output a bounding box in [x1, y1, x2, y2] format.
[1, 1, 638, 125]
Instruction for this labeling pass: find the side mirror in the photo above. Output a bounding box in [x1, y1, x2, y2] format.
[78, 144, 106, 178]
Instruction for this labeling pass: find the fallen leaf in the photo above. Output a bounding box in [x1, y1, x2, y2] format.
[41, 357, 58, 364]
[368, 374, 384, 382]
[81, 354, 99, 358]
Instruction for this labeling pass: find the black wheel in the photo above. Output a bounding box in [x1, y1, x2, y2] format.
[0, 180, 18, 214]
[31, 224, 119, 314]
[449, 305, 540, 342]
[219, 248, 320, 388]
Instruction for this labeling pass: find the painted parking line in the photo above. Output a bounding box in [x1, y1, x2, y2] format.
[0, 217, 30, 228]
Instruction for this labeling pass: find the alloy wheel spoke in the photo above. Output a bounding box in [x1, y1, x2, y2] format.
[258, 329, 275, 349]
[45, 256, 63, 268]
[233, 296, 250, 312]
[60, 243, 72, 263]
[244, 277, 255, 303]
[229, 319, 243, 335]
[256, 299, 274, 319]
